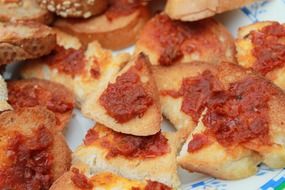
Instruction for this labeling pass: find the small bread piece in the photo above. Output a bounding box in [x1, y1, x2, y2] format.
[236, 21, 285, 90]
[178, 116, 262, 180]
[82, 53, 161, 136]
[7, 79, 75, 130]
[72, 123, 180, 188]
[0, 22, 56, 65]
[38, 0, 108, 18]
[20, 29, 130, 106]
[162, 62, 285, 179]
[0, 107, 71, 189]
[0, 0, 54, 24]
[136, 14, 236, 66]
[0, 75, 12, 112]
[165, 0, 257, 21]
[50, 170, 173, 190]
[54, 0, 151, 50]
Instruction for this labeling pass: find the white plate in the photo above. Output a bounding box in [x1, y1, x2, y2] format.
[46, 0, 285, 189]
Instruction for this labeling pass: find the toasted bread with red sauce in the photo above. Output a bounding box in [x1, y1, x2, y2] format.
[236, 21, 285, 90]
[54, 0, 151, 50]
[136, 14, 236, 66]
[72, 123, 180, 188]
[20, 29, 130, 107]
[82, 53, 161, 136]
[0, 107, 71, 189]
[152, 61, 285, 179]
[7, 79, 75, 131]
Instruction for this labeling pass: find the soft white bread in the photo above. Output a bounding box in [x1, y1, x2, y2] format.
[72, 124, 180, 188]
[20, 29, 130, 107]
[0, 74, 12, 112]
[165, 0, 257, 21]
[136, 14, 236, 66]
[7, 79, 75, 131]
[0, 107, 71, 189]
[54, 0, 151, 50]
[0, 0, 54, 24]
[0, 22, 56, 65]
[82, 53, 162, 136]
[178, 115, 262, 180]
[236, 21, 285, 90]
[38, 0, 108, 18]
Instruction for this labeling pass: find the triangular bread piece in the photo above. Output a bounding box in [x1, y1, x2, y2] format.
[0, 75, 12, 112]
[72, 123, 180, 188]
[20, 29, 130, 107]
[82, 53, 161, 136]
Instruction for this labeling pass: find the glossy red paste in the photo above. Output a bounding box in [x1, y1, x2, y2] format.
[99, 66, 153, 123]
[250, 22, 285, 75]
[46, 46, 86, 77]
[145, 180, 172, 190]
[71, 168, 93, 189]
[0, 126, 54, 190]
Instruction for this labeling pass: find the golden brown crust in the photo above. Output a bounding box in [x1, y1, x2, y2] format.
[165, 0, 257, 21]
[136, 14, 236, 66]
[72, 123, 180, 188]
[161, 62, 285, 179]
[54, 5, 151, 50]
[0, 107, 71, 187]
[0, 22, 56, 65]
[20, 29, 130, 107]
[0, 0, 54, 24]
[82, 53, 162, 136]
[7, 79, 75, 131]
[38, 0, 108, 18]
[235, 21, 285, 90]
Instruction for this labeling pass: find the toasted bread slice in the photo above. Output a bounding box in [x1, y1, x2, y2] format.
[0, 74, 12, 112]
[38, 0, 108, 18]
[0, 22, 56, 65]
[0, 0, 54, 24]
[82, 53, 161, 136]
[165, 0, 256, 21]
[54, 0, 151, 50]
[72, 123, 180, 188]
[178, 116, 262, 180]
[0, 107, 71, 189]
[136, 14, 235, 66]
[20, 29, 130, 107]
[7, 79, 75, 131]
[236, 21, 285, 90]
[50, 169, 173, 190]
[167, 62, 285, 179]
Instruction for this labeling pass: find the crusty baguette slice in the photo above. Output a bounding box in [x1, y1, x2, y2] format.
[0, 107, 71, 189]
[0, 22, 56, 65]
[54, 1, 151, 50]
[20, 29, 130, 107]
[236, 21, 285, 90]
[82, 53, 161, 136]
[136, 14, 235, 66]
[0, 0, 54, 24]
[7, 79, 75, 131]
[72, 123, 180, 188]
[50, 170, 173, 190]
[165, 0, 257, 21]
[38, 0, 108, 18]
[177, 115, 262, 180]
[0, 74, 12, 112]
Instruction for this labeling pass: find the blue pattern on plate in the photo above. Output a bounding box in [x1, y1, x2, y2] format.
[241, 0, 269, 22]
[259, 170, 285, 190]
